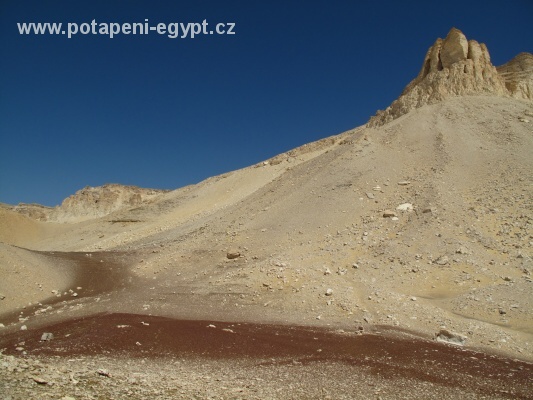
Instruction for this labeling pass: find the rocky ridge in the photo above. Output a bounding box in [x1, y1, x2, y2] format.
[369, 28, 533, 127]
[9, 184, 168, 223]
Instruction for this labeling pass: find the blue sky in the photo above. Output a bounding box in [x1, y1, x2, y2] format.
[1, 1, 532, 207]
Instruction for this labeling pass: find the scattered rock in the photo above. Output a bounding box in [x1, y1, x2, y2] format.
[32, 376, 48, 384]
[366, 192, 375, 199]
[383, 210, 397, 218]
[397, 181, 411, 186]
[20, 325, 27, 331]
[325, 288, 333, 296]
[226, 250, 241, 259]
[396, 203, 413, 212]
[434, 256, 449, 266]
[96, 368, 111, 377]
[337, 267, 347, 276]
[207, 324, 216, 328]
[40, 332, 54, 341]
[435, 329, 467, 346]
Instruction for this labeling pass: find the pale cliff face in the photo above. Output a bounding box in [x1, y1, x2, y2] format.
[48, 184, 167, 222]
[369, 28, 533, 127]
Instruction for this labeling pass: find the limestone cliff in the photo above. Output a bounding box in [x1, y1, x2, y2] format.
[497, 52, 533, 100]
[9, 184, 168, 223]
[48, 184, 167, 222]
[369, 28, 532, 127]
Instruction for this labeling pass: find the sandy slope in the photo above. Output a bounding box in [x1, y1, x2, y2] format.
[1, 95, 532, 398]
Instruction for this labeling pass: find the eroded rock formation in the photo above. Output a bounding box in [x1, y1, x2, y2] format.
[369, 28, 532, 127]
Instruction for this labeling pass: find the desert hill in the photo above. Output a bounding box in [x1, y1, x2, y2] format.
[1, 28, 532, 399]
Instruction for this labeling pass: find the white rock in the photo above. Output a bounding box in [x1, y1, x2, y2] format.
[396, 203, 414, 212]
[40, 332, 54, 341]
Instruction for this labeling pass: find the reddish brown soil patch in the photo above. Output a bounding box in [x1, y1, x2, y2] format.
[1, 313, 531, 398]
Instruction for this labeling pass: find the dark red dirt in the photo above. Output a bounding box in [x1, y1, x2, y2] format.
[1, 312, 532, 399]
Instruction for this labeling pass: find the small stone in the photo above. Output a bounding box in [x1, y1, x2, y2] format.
[97, 368, 110, 377]
[32, 376, 48, 384]
[207, 324, 216, 328]
[40, 332, 54, 341]
[455, 247, 469, 255]
[366, 192, 375, 199]
[324, 268, 331, 275]
[325, 288, 333, 296]
[434, 256, 449, 266]
[226, 250, 241, 259]
[435, 329, 467, 346]
[383, 210, 397, 218]
[397, 181, 411, 186]
[410, 296, 417, 301]
[0, 294, 5, 300]
[396, 203, 413, 212]
[20, 325, 27, 331]
[337, 267, 347, 276]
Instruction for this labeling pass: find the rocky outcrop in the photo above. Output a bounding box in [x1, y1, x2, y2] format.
[11, 203, 53, 221]
[48, 184, 167, 222]
[369, 28, 532, 127]
[497, 52, 533, 100]
[8, 184, 168, 223]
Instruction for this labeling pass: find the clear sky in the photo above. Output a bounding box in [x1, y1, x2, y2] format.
[1, 1, 532, 207]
